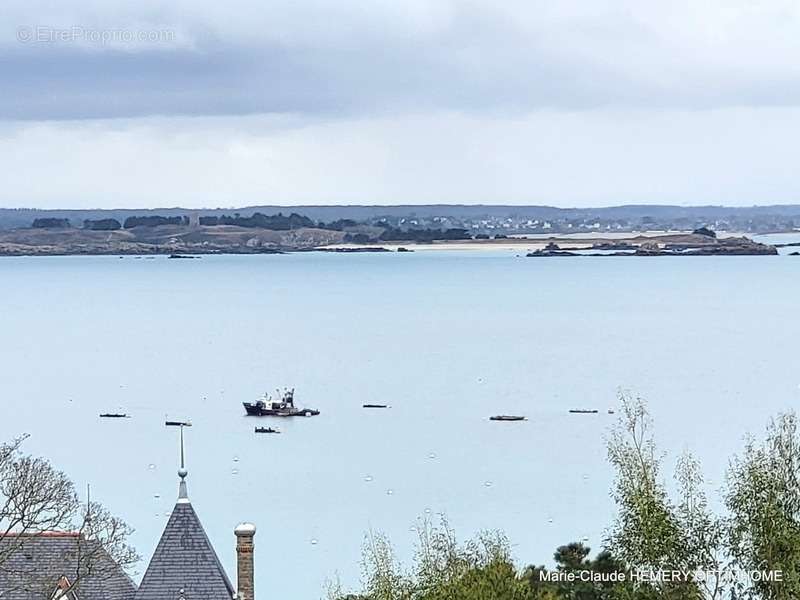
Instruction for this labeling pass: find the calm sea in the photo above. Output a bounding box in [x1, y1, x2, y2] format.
[2, 240, 799, 597]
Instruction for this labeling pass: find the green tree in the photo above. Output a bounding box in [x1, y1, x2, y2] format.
[332, 397, 800, 600]
[328, 518, 532, 600]
[725, 412, 800, 599]
[606, 392, 721, 599]
[526, 543, 659, 600]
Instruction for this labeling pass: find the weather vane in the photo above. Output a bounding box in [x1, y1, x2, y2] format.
[165, 420, 192, 500]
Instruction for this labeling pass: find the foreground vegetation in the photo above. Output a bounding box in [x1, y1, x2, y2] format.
[330, 393, 800, 599]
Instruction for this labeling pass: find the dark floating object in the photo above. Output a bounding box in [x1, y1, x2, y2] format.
[608, 409, 616, 414]
[255, 427, 280, 434]
[363, 404, 389, 409]
[243, 388, 320, 417]
[396, 247, 413, 253]
[569, 409, 599, 414]
[165, 420, 192, 427]
[100, 413, 129, 418]
[489, 415, 526, 421]
[168, 253, 200, 259]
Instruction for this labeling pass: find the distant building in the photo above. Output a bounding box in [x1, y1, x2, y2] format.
[0, 457, 256, 600]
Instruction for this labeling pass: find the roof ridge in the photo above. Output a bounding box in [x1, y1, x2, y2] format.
[1, 531, 82, 538]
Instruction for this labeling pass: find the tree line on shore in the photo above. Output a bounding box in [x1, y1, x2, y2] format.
[31, 212, 494, 242]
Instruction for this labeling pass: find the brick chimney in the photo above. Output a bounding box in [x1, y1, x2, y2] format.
[234, 523, 256, 600]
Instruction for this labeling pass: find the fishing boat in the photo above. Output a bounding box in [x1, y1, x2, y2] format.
[255, 427, 280, 434]
[243, 388, 320, 417]
[489, 415, 526, 421]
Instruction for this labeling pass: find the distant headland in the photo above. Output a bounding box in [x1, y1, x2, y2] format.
[0, 205, 797, 256]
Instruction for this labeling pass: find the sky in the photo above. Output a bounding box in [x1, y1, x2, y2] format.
[2, 0, 800, 209]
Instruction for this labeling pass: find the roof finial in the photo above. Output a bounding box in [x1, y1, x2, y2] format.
[166, 420, 192, 502]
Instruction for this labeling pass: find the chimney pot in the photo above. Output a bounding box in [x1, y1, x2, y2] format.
[235, 523, 256, 600]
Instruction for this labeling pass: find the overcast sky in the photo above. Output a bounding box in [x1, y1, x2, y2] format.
[2, 0, 800, 208]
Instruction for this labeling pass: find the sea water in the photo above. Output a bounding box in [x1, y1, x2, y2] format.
[1, 246, 799, 598]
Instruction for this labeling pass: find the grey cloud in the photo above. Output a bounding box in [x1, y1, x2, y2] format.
[3, 1, 800, 210]
[3, 1, 800, 120]
[2, 108, 799, 208]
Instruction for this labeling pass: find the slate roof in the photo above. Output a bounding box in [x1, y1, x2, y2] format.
[0, 533, 137, 600]
[134, 500, 235, 600]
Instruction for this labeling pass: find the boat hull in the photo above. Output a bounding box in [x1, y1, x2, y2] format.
[243, 402, 319, 417]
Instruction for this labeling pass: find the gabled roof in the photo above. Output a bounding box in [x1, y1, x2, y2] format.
[134, 501, 234, 600]
[0, 533, 137, 600]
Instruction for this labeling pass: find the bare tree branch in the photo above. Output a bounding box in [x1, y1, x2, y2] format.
[0, 436, 139, 598]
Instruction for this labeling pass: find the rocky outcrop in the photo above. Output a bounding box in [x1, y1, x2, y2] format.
[526, 242, 579, 257]
[526, 235, 779, 257]
[592, 241, 636, 251]
[684, 237, 777, 255]
[636, 237, 777, 256]
[635, 242, 662, 255]
[692, 226, 717, 238]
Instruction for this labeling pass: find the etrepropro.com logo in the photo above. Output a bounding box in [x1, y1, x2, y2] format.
[16, 25, 176, 46]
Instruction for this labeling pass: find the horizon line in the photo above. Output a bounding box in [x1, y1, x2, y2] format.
[4, 202, 800, 213]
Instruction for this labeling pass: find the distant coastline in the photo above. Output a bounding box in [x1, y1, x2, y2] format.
[1, 206, 798, 257]
[0, 225, 787, 257]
